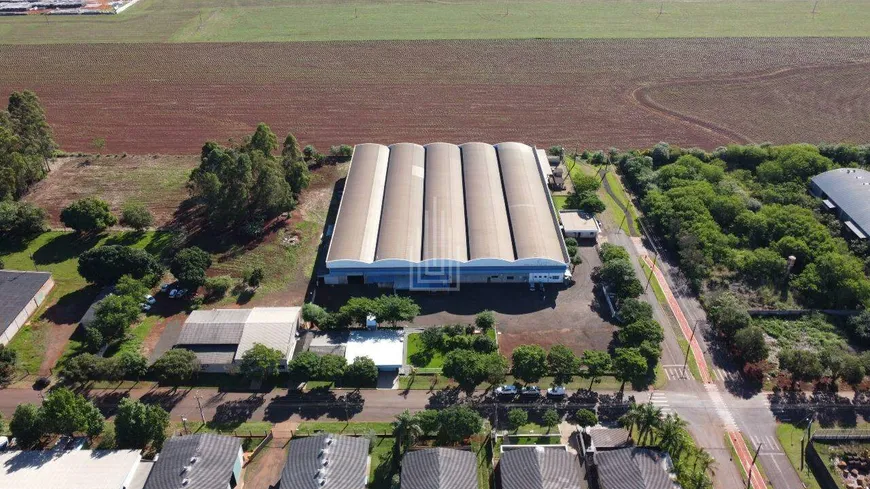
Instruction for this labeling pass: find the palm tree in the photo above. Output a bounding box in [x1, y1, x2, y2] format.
[693, 448, 715, 474]
[658, 413, 688, 456]
[619, 403, 643, 437]
[636, 403, 663, 445]
[391, 410, 423, 458]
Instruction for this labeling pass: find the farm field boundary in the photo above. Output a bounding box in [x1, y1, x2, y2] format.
[0, 0, 868, 44]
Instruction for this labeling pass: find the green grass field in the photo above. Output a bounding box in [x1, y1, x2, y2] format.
[0, 0, 866, 44]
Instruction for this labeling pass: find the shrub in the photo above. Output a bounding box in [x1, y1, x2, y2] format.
[119, 201, 153, 231]
[204, 275, 234, 300]
[475, 310, 496, 330]
[60, 197, 116, 233]
[302, 303, 329, 326]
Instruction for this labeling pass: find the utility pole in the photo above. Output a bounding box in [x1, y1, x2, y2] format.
[746, 442, 762, 489]
[644, 253, 659, 292]
[682, 321, 699, 378]
[194, 392, 206, 424]
[181, 416, 189, 434]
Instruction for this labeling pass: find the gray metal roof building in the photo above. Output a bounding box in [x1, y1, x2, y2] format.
[810, 168, 870, 239]
[593, 447, 673, 489]
[280, 434, 369, 489]
[143, 434, 242, 489]
[324, 143, 569, 290]
[174, 307, 300, 372]
[401, 448, 477, 489]
[0, 270, 53, 345]
[499, 447, 584, 489]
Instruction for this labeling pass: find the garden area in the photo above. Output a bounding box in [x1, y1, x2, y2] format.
[406, 316, 498, 370]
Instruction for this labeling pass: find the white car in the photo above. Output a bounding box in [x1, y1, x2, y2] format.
[160, 283, 170, 293]
[168, 289, 178, 299]
[140, 303, 151, 312]
[144, 294, 156, 305]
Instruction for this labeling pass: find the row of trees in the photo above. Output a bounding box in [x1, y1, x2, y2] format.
[563, 173, 606, 215]
[302, 295, 421, 330]
[0, 90, 55, 201]
[10, 387, 168, 450]
[286, 352, 379, 387]
[189, 124, 311, 236]
[59, 196, 155, 234]
[595, 243, 643, 304]
[618, 142, 870, 308]
[391, 405, 484, 457]
[80, 275, 152, 351]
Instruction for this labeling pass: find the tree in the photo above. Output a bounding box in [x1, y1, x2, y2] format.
[119, 200, 153, 231]
[115, 274, 150, 298]
[511, 345, 548, 384]
[778, 348, 822, 383]
[118, 351, 148, 380]
[339, 297, 378, 326]
[443, 349, 487, 394]
[0, 344, 17, 386]
[91, 293, 141, 344]
[507, 409, 528, 432]
[114, 398, 169, 450]
[437, 405, 483, 444]
[171, 246, 212, 289]
[848, 311, 870, 347]
[238, 343, 284, 379]
[732, 326, 769, 364]
[613, 347, 648, 389]
[7, 90, 56, 160]
[10, 403, 43, 448]
[575, 409, 598, 428]
[287, 351, 321, 385]
[738, 248, 787, 285]
[617, 319, 664, 346]
[618, 298, 653, 324]
[344, 356, 378, 387]
[415, 409, 441, 434]
[636, 403, 663, 445]
[392, 410, 423, 456]
[581, 350, 612, 389]
[314, 354, 347, 380]
[61, 353, 103, 384]
[282, 133, 303, 161]
[420, 327, 444, 350]
[0, 201, 46, 242]
[705, 291, 750, 338]
[619, 403, 642, 437]
[565, 190, 606, 214]
[598, 259, 643, 301]
[78, 245, 163, 286]
[247, 123, 278, 156]
[246, 266, 265, 288]
[572, 174, 600, 193]
[481, 352, 509, 386]
[542, 408, 560, 433]
[302, 303, 329, 326]
[41, 387, 104, 437]
[151, 348, 200, 384]
[842, 355, 866, 386]
[475, 310, 496, 330]
[547, 345, 579, 386]
[658, 413, 688, 456]
[284, 158, 311, 196]
[60, 197, 117, 233]
[375, 295, 420, 327]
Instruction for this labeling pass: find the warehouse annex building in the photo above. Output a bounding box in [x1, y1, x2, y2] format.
[0, 270, 54, 345]
[323, 142, 570, 290]
[811, 168, 870, 240]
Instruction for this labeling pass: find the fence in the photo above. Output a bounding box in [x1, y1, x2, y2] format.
[807, 429, 870, 489]
[748, 309, 861, 317]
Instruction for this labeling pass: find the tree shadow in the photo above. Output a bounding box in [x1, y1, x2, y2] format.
[208, 395, 266, 431]
[427, 387, 461, 409]
[139, 387, 191, 412]
[42, 284, 102, 325]
[32, 232, 103, 265]
[103, 231, 145, 247]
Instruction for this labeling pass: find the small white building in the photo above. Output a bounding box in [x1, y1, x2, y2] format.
[0, 449, 146, 489]
[0, 270, 54, 345]
[559, 210, 600, 239]
[344, 329, 404, 371]
[174, 307, 301, 373]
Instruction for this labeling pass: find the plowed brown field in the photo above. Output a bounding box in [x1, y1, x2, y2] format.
[3, 38, 870, 154]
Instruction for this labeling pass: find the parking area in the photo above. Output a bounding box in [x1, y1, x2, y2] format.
[315, 244, 614, 357]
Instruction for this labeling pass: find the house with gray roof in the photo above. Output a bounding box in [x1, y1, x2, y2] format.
[811, 168, 870, 239]
[0, 270, 53, 345]
[174, 307, 300, 372]
[401, 448, 477, 489]
[143, 434, 242, 489]
[592, 447, 675, 489]
[498, 446, 584, 489]
[280, 434, 370, 489]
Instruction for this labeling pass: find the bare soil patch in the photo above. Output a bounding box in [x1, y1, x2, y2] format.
[3, 38, 869, 154]
[24, 155, 198, 227]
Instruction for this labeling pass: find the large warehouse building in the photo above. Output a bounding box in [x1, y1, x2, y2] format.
[811, 168, 870, 240]
[323, 142, 569, 290]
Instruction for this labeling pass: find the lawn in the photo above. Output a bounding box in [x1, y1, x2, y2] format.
[2, 231, 173, 374]
[296, 422, 393, 437]
[551, 194, 567, 211]
[1, 0, 866, 44]
[173, 420, 272, 436]
[639, 258, 667, 305]
[405, 333, 445, 369]
[776, 422, 822, 489]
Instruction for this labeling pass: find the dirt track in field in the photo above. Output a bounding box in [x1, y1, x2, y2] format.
[2, 38, 870, 154]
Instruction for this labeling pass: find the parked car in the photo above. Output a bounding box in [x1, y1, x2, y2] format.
[140, 303, 152, 312]
[520, 386, 541, 398]
[547, 386, 567, 399]
[160, 283, 170, 293]
[168, 289, 178, 298]
[144, 294, 156, 305]
[495, 385, 518, 397]
[176, 288, 189, 298]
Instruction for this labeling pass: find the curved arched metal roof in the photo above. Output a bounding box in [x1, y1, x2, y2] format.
[375, 143, 425, 261]
[423, 143, 468, 261]
[460, 142, 515, 261]
[812, 168, 870, 236]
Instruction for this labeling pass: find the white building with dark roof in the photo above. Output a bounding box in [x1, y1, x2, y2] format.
[0, 449, 145, 489]
[0, 270, 53, 345]
[280, 434, 370, 489]
[143, 434, 242, 489]
[811, 168, 870, 239]
[401, 448, 477, 489]
[322, 142, 570, 290]
[174, 307, 300, 373]
[498, 446, 584, 489]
